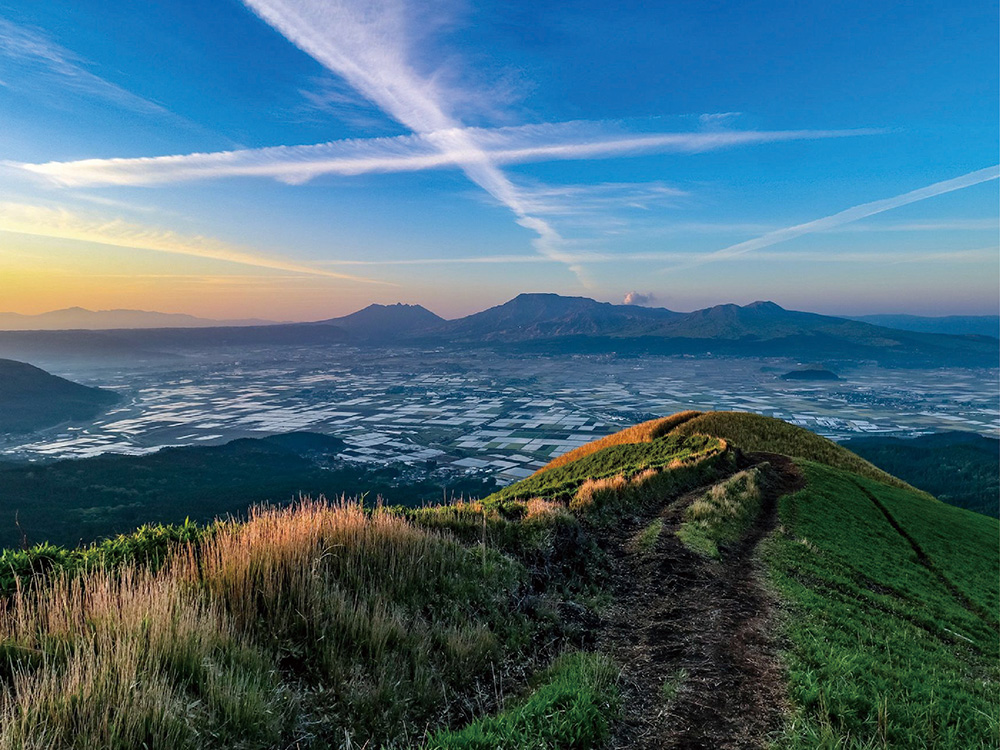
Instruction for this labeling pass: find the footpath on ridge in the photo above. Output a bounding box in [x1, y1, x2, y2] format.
[599, 453, 804, 750]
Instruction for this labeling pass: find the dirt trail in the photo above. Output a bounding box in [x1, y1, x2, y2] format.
[599, 453, 803, 750]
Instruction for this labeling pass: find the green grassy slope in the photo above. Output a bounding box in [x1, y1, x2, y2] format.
[762, 462, 998, 748]
[484, 433, 724, 504]
[844, 432, 999, 517]
[428, 652, 619, 749]
[665, 411, 999, 748]
[670, 411, 917, 490]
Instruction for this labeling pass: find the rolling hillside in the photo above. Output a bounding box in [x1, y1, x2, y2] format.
[0, 412, 995, 749]
[0, 358, 119, 433]
[0, 432, 498, 549]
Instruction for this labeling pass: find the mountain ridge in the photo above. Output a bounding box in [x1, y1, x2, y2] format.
[0, 307, 280, 331]
[0, 294, 995, 367]
[313, 303, 445, 339]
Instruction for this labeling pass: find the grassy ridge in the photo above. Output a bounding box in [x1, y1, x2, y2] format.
[761, 461, 999, 748]
[3, 410, 996, 748]
[536, 410, 702, 473]
[486, 433, 723, 504]
[0, 429, 727, 748]
[670, 411, 917, 491]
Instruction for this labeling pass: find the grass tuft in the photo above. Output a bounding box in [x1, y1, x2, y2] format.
[630, 518, 664, 554]
[660, 667, 688, 704]
[427, 651, 620, 749]
[676, 465, 767, 559]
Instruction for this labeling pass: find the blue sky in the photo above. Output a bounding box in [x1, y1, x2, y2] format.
[0, 0, 997, 320]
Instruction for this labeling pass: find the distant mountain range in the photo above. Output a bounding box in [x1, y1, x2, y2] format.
[0, 358, 119, 433]
[845, 314, 999, 339]
[0, 294, 996, 368]
[0, 307, 279, 331]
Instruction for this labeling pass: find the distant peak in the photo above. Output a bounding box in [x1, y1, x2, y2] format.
[507, 292, 596, 305]
[360, 302, 430, 310]
[745, 301, 784, 312]
[513, 292, 572, 301]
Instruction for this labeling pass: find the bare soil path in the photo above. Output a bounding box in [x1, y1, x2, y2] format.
[599, 453, 804, 750]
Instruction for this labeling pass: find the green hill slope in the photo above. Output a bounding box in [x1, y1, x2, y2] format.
[669, 410, 918, 490]
[844, 432, 1000, 517]
[0, 358, 119, 433]
[762, 462, 997, 747]
[0, 411, 995, 749]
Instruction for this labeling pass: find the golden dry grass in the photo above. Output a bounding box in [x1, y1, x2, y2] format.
[536, 411, 703, 474]
[570, 474, 627, 512]
[0, 499, 524, 749]
[568, 442, 730, 515]
[0, 565, 282, 749]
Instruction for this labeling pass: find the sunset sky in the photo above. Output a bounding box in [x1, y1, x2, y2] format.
[0, 0, 997, 320]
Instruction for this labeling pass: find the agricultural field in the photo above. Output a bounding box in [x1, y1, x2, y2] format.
[2, 346, 996, 484]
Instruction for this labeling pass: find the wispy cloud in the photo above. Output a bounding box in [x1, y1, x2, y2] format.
[0, 16, 168, 115]
[293, 74, 398, 131]
[661, 166, 1000, 273]
[12, 122, 877, 187]
[0, 201, 386, 283]
[232, 0, 885, 284]
[699, 112, 742, 127]
[503, 181, 689, 216]
[314, 247, 996, 266]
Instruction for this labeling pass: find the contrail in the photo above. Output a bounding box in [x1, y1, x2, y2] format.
[240, 0, 589, 280]
[662, 165, 1000, 273]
